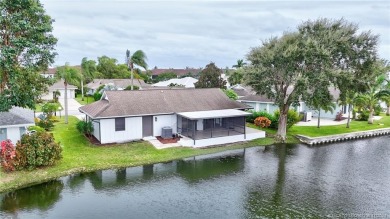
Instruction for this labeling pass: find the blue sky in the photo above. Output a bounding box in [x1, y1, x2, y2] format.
[41, 0, 390, 69]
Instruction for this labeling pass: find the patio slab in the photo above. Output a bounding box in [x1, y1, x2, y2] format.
[144, 137, 181, 149]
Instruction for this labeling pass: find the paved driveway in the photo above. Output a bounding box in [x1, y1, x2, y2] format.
[58, 98, 85, 120]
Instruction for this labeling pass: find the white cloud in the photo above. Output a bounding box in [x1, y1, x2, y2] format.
[41, 0, 390, 68]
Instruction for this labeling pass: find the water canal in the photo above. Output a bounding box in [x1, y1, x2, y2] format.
[1, 136, 390, 218]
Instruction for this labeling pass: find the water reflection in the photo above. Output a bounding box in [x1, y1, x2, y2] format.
[0, 180, 63, 214]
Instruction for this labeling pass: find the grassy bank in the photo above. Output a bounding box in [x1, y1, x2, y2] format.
[0, 117, 275, 193]
[75, 94, 96, 105]
[247, 114, 390, 137]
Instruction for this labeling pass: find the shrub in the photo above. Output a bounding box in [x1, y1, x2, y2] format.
[374, 104, 382, 116]
[335, 111, 343, 121]
[0, 140, 16, 172]
[14, 132, 62, 170]
[93, 92, 102, 101]
[246, 110, 274, 123]
[36, 118, 54, 131]
[76, 120, 94, 137]
[124, 85, 140, 90]
[222, 89, 238, 100]
[273, 109, 301, 129]
[254, 117, 271, 128]
[357, 111, 369, 121]
[28, 126, 45, 133]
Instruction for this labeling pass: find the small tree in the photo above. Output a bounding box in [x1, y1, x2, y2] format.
[195, 62, 226, 89]
[41, 102, 61, 119]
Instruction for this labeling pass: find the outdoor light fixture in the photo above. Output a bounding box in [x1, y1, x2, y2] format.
[155, 117, 157, 122]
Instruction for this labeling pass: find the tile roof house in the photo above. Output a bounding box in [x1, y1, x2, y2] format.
[86, 79, 150, 94]
[152, 77, 198, 88]
[41, 79, 78, 100]
[150, 68, 202, 78]
[79, 88, 265, 147]
[0, 107, 35, 143]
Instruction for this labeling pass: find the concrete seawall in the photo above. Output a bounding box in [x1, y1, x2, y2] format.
[296, 128, 390, 145]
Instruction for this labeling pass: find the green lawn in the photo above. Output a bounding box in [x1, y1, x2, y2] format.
[248, 114, 390, 138]
[75, 94, 96, 105]
[0, 116, 275, 193]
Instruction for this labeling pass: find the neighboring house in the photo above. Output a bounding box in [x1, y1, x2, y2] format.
[235, 85, 349, 119]
[41, 79, 77, 100]
[0, 107, 35, 144]
[86, 79, 150, 94]
[79, 88, 265, 147]
[152, 77, 198, 88]
[41, 67, 56, 78]
[150, 68, 202, 79]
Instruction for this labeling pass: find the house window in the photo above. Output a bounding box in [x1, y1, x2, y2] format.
[115, 118, 125, 131]
[0, 128, 7, 142]
[20, 127, 26, 138]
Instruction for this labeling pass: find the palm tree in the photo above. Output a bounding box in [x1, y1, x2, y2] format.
[355, 88, 390, 124]
[126, 49, 148, 90]
[338, 91, 358, 128]
[232, 59, 247, 69]
[80, 58, 97, 101]
[56, 63, 81, 124]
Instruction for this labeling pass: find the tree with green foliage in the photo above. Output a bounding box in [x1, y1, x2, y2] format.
[80, 57, 97, 101]
[223, 89, 238, 100]
[0, 0, 57, 111]
[96, 56, 118, 79]
[126, 49, 148, 90]
[56, 63, 81, 124]
[228, 69, 243, 86]
[41, 102, 61, 119]
[195, 62, 226, 89]
[306, 86, 336, 128]
[232, 59, 247, 69]
[154, 72, 177, 82]
[245, 18, 379, 142]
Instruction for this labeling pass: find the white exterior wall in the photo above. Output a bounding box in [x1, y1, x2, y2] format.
[1, 125, 30, 144]
[92, 121, 101, 142]
[197, 119, 203, 130]
[59, 89, 75, 99]
[153, 114, 177, 136]
[99, 117, 143, 144]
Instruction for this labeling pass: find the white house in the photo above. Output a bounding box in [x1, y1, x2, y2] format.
[0, 107, 35, 144]
[152, 77, 198, 88]
[41, 79, 77, 100]
[79, 89, 265, 147]
[235, 85, 349, 119]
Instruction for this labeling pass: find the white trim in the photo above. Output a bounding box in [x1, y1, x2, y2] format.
[0, 123, 35, 129]
[177, 109, 251, 120]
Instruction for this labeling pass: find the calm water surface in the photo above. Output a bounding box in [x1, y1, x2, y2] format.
[1, 136, 390, 218]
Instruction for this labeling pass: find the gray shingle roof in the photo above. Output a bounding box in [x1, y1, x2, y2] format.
[0, 107, 35, 127]
[80, 88, 250, 118]
[49, 79, 77, 90]
[86, 79, 150, 90]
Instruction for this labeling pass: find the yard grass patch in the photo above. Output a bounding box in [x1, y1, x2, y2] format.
[0, 116, 275, 193]
[75, 94, 96, 105]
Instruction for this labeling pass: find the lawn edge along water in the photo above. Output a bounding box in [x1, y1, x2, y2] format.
[0, 117, 276, 193]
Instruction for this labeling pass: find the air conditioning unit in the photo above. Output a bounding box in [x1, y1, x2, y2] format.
[161, 127, 172, 139]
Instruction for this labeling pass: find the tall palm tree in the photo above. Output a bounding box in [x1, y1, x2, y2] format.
[80, 58, 97, 101]
[232, 59, 247, 69]
[126, 49, 148, 90]
[56, 63, 81, 124]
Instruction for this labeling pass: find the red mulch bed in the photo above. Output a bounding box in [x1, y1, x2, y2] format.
[156, 136, 181, 144]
